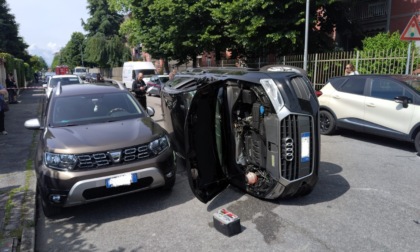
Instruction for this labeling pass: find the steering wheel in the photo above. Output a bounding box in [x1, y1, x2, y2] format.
[108, 107, 128, 116]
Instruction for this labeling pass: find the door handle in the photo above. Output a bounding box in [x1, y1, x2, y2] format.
[366, 102, 376, 107]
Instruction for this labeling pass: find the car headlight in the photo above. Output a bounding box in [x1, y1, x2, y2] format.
[44, 152, 78, 170]
[260, 78, 285, 112]
[149, 135, 170, 155]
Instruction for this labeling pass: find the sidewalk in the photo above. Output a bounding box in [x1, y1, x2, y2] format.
[0, 82, 44, 252]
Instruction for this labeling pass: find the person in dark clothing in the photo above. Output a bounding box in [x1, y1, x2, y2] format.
[132, 72, 147, 109]
[0, 83, 8, 135]
[5, 73, 18, 104]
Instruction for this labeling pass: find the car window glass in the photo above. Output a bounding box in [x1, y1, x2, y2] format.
[51, 93, 142, 126]
[340, 78, 365, 95]
[290, 77, 311, 100]
[165, 77, 195, 88]
[370, 78, 413, 101]
[159, 77, 170, 83]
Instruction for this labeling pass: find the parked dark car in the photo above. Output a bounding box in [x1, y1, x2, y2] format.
[85, 73, 105, 83]
[146, 75, 170, 96]
[25, 82, 176, 217]
[84, 73, 92, 83]
[160, 66, 320, 203]
[318, 74, 420, 155]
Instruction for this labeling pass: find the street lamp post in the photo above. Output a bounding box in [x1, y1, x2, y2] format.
[303, 0, 310, 71]
[80, 44, 84, 67]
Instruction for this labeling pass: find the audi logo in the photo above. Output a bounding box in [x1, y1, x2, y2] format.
[282, 137, 294, 161]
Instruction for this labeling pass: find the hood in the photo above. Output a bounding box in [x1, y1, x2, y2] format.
[44, 117, 165, 153]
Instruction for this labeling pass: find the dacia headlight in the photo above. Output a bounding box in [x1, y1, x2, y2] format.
[44, 152, 78, 170]
[149, 135, 170, 155]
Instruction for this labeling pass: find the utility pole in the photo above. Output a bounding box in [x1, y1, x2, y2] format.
[81, 44, 84, 67]
[303, 0, 310, 71]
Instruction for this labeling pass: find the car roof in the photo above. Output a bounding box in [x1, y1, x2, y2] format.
[51, 74, 79, 78]
[51, 83, 126, 97]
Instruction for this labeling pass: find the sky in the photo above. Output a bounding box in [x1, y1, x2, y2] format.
[7, 0, 90, 67]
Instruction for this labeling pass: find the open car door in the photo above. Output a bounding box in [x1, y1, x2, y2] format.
[184, 81, 229, 203]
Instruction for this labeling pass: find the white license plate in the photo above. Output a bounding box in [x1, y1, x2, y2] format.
[301, 132, 310, 163]
[106, 173, 137, 188]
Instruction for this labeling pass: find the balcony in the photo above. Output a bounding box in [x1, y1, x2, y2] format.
[347, 1, 388, 21]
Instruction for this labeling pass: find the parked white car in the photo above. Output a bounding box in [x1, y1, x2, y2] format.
[43, 75, 83, 99]
[317, 74, 420, 155]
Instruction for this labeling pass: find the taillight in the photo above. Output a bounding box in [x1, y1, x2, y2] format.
[315, 90, 322, 97]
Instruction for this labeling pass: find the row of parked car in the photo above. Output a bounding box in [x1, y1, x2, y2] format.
[25, 65, 420, 218]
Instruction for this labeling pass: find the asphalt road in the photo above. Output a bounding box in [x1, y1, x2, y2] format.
[34, 95, 420, 252]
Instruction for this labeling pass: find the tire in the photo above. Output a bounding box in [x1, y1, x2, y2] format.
[414, 131, 420, 156]
[161, 152, 178, 190]
[320, 110, 336, 135]
[37, 182, 62, 218]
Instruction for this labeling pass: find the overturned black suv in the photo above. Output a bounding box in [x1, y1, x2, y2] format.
[161, 66, 320, 203]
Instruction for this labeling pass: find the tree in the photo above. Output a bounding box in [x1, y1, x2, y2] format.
[29, 55, 48, 72]
[357, 31, 415, 74]
[60, 32, 86, 70]
[109, 0, 343, 69]
[83, 0, 131, 67]
[0, 0, 29, 61]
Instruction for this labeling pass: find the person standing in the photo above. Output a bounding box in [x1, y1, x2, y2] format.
[132, 72, 147, 109]
[0, 83, 8, 135]
[5, 73, 18, 104]
[345, 63, 359, 76]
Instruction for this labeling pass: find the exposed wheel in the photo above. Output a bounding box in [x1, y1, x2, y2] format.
[320, 110, 336, 135]
[37, 182, 62, 217]
[414, 131, 420, 156]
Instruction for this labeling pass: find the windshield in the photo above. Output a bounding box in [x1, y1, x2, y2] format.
[75, 68, 87, 73]
[49, 92, 144, 127]
[49, 77, 81, 87]
[133, 69, 157, 78]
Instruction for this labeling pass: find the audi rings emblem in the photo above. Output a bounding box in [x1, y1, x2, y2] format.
[282, 137, 294, 161]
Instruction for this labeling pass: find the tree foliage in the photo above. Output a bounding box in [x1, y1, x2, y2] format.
[0, 0, 29, 61]
[108, 0, 348, 69]
[356, 31, 416, 74]
[60, 32, 86, 70]
[82, 0, 131, 67]
[29, 55, 48, 72]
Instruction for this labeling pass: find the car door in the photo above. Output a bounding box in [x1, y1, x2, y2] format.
[364, 77, 415, 136]
[331, 77, 367, 131]
[184, 81, 229, 203]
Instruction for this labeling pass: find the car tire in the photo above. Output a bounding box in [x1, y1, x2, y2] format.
[414, 131, 420, 156]
[320, 110, 336, 135]
[38, 182, 62, 218]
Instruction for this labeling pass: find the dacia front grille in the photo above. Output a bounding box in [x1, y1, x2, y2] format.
[75, 144, 151, 170]
[280, 114, 313, 181]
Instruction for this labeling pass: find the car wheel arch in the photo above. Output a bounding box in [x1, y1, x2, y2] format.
[409, 122, 420, 141]
[319, 106, 337, 120]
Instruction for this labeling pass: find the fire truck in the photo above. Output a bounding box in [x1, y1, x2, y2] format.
[55, 65, 70, 75]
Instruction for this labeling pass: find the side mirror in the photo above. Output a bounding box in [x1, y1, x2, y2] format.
[147, 106, 155, 117]
[24, 118, 42, 130]
[394, 96, 411, 108]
